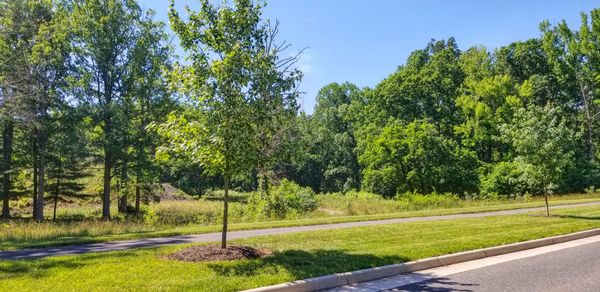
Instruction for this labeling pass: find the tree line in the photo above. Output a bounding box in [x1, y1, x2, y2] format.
[2, 0, 600, 224]
[0, 0, 174, 220]
[293, 15, 600, 207]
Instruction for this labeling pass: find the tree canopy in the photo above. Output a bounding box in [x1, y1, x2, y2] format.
[2, 1, 600, 224]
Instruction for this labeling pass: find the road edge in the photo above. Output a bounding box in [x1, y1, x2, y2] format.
[243, 228, 600, 292]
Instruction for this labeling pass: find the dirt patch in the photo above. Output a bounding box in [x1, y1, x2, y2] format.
[165, 245, 272, 262]
[159, 183, 193, 201]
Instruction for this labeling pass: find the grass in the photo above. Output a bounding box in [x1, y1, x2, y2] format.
[2, 194, 600, 250]
[2, 205, 600, 291]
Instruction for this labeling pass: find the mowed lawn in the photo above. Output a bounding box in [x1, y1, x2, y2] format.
[2, 206, 600, 291]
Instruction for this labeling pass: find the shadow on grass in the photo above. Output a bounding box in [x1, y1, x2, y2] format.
[556, 215, 600, 221]
[0, 251, 138, 280]
[391, 276, 478, 292]
[0, 237, 105, 251]
[208, 249, 408, 280]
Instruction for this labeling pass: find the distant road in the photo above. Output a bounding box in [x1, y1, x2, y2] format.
[1, 201, 600, 260]
[396, 238, 600, 292]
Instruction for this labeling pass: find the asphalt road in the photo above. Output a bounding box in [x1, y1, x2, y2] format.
[1, 201, 600, 260]
[395, 239, 600, 292]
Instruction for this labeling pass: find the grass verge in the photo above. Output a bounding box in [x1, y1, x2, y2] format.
[2, 197, 600, 251]
[1, 206, 600, 291]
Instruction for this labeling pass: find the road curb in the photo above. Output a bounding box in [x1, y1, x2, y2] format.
[244, 228, 600, 292]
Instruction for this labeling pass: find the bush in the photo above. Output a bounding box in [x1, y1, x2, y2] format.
[480, 161, 539, 198]
[143, 208, 159, 225]
[250, 179, 318, 218]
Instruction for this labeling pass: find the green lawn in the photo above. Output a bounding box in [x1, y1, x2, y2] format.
[2, 197, 600, 251]
[2, 206, 600, 291]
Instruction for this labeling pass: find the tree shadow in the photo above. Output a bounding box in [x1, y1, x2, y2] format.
[556, 215, 600, 220]
[0, 258, 85, 280]
[387, 276, 478, 292]
[208, 249, 408, 280]
[0, 250, 138, 280]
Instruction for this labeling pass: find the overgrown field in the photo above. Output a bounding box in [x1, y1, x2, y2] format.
[2, 190, 600, 250]
[2, 206, 600, 291]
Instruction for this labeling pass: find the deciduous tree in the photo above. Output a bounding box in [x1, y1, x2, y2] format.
[159, 0, 301, 248]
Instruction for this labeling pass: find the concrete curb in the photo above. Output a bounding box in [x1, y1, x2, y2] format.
[244, 228, 600, 292]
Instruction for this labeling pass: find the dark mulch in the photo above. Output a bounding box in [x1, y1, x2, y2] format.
[164, 245, 272, 262]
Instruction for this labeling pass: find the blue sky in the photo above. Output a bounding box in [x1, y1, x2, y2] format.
[139, 0, 600, 113]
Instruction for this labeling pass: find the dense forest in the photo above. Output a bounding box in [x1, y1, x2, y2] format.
[2, 0, 600, 222]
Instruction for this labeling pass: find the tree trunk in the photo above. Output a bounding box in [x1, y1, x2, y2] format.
[544, 189, 550, 217]
[135, 183, 141, 214]
[53, 175, 60, 221]
[118, 160, 128, 213]
[119, 194, 127, 213]
[102, 148, 112, 220]
[581, 85, 595, 162]
[585, 115, 595, 162]
[32, 132, 38, 218]
[1, 121, 13, 219]
[398, 161, 412, 192]
[134, 96, 147, 215]
[34, 132, 46, 222]
[102, 100, 113, 220]
[221, 173, 230, 249]
[258, 170, 270, 199]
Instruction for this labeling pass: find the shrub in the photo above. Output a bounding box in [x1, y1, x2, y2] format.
[250, 179, 318, 218]
[480, 161, 539, 198]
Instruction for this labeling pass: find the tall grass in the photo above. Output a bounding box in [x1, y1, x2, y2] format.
[2, 191, 600, 250]
[316, 191, 600, 216]
[153, 200, 233, 225]
[0, 219, 157, 247]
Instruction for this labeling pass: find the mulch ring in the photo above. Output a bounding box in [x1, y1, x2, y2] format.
[164, 245, 273, 262]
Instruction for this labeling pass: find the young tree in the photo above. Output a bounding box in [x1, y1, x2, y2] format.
[46, 106, 90, 220]
[502, 104, 575, 216]
[158, 0, 301, 248]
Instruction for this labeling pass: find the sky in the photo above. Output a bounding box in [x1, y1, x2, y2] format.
[138, 0, 600, 113]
